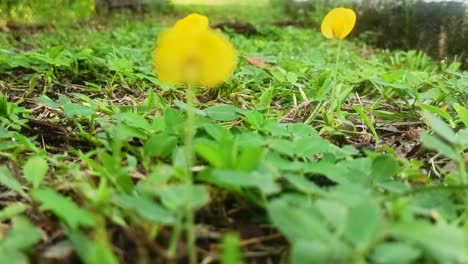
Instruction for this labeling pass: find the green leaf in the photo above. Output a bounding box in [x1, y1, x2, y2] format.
[390, 221, 468, 262]
[204, 104, 239, 121]
[220, 233, 242, 264]
[0, 203, 28, 221]
[410, 190, 457, 221]
[344, 201, 381, 250]
[112, 194, 175, 224]
[32, 188, 96, 229]
[236, 147, 264, 171]
[353, 105, 379, 142]
[0, 217, 41, 251]
[63, 103, 95, 118]
[0, 217, 41, 264]
[23, 155, 48, 189]
[372, 155, 398, 183]
[116, 112, 152, 132]
[157, 185, 209, 211]
[0, 93, 9, 117]
[371, 242, 421, 264]
[267, 195, 331, 242]
[291, 240, 338, 264]
[243, 111, 264, 130]
[421, 132, 459, 160]
[259, 86, 274, 109]
[422, 112, 456, 144]
[203, 169, 280, 195]
[36, 96, 60, 108]
[453, 103, 468, 127]
[144, 133, 177, 158]
[270, 67, 286, 83]
[0, 165, 26, 197]
[287, 72, 298, 84]
[164, 108, 186, 136]
[65, 227, 119, 264]
[195, 138, 227, 168]
[420, 104, 452, 123]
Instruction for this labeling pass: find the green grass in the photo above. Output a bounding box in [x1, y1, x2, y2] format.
[0, 7, 468, 264]
[172, 0, 269, 5]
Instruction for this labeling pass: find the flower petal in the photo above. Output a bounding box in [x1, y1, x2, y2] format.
[197, 29, 237, 87]
[321, 8, 356, 40]
[174, 13, 209, 32]
[154, 13, 237, 87]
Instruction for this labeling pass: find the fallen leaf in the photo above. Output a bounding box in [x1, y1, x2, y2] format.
[243, 56, 268, 68]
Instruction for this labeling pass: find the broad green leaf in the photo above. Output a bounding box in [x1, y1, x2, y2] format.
[243, 111, 264, 130]
[291, 239, 347, 264]
[115, 112, 152, 132]
[202, 169, 280, 195]
[315, 199, 347, 233]
[157, 185, 209, 211]
[144, 133, 177, 158]
[112, 194, 175, 224]
[23, 155, 48, 189]
[344, 201, 381, 250]
[203, 123, 230, 141]
[294, 137, 330, 157]
[236, 147, 264, 171]
[32, 188, 96, 229]
[303, 161, 350, 185]
[288, 123, 318, 138]
[36, 96, 60, 108]
[390, 221, 468, 262]
[195, 138, 228, 168]
[267, 195, 331, 242]
[204, 104, 239, 121]
[164, 107, 186, 136]
[371, 242, 421, 264]
[63, 103, 95, 118]
[269, 139, 295, 156]
[283, 174, 322, 194]
[371, 155, 398, 183]
[410, 190, 457, 221]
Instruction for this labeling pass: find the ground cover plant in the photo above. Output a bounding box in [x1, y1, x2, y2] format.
[0, 1, 468, 263]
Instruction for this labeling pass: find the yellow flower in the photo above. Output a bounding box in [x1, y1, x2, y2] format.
[321, 8, 356, 40]
[154, 13, 237, 88]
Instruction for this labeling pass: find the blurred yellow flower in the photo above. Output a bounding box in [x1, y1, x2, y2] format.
[321, 8, 356, 40]
[154, 13, 237, 88]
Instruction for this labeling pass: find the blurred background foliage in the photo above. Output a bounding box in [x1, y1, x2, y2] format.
[0, 0, 467, 67]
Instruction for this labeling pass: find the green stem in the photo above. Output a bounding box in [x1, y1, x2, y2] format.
[167, 214, 183, 260]
[459, 153, 467, 185]
[332, 39, 342, 116]
[184, 83, 197, 264]
[305, 40, 342, 125]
